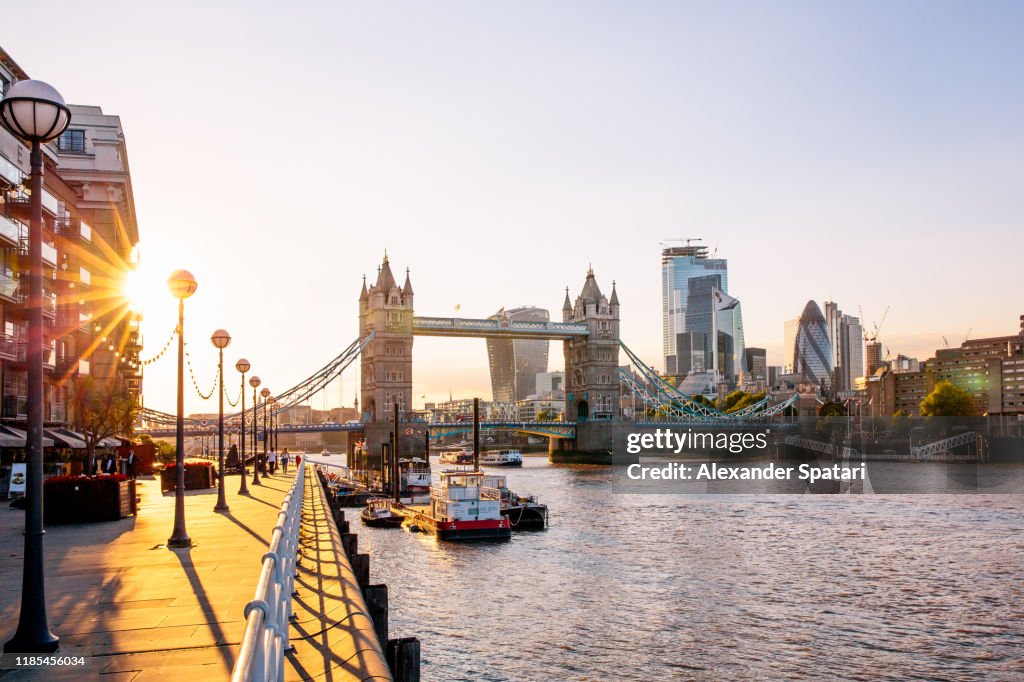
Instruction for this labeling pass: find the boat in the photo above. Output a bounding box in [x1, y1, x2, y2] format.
[399, 470, 511, 541]
[361, 498, 404, 528]
[480, 449, 523, 467]
[438, 449, 474, 466]
[399, 457, 431, 493]
[481, 474, 548, 530]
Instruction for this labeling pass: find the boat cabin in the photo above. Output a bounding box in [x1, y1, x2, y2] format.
[431, 471, 502, 522]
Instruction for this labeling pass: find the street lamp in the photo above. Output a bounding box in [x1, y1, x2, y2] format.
[236, 359, 251, 495]
[167, 269, 198, 548]
[211, 329, 231, 512]
[261, 387, 271, 470]
[0, 79, 70, 654]
[249, 376, 262, 485]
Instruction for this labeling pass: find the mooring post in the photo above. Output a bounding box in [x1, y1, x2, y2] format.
[352, 553, 370, 588]
[386, 637, 421, 682]
[364, 583, 389, 646]
[341, 532, 358, 559]
[473, 397, 480, 470]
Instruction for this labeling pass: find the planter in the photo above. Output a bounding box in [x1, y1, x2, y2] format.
[160, 462, 215, 492]
[44, 476, 136, 524]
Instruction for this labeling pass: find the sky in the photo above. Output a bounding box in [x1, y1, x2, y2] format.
[5, 1, 1023, 415]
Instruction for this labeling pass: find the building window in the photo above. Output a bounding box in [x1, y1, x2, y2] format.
[57, 129, 86, 153]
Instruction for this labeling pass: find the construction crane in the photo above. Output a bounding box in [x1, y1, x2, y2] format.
[963, 327, 972, 343]
[942, 336, 950, 348]
[860, 305, 890, 343]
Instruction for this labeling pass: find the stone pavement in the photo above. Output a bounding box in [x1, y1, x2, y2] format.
[0, 464, 389, 681]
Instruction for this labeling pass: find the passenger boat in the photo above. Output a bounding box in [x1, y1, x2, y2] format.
[400, 470, 511, 541]
[399, 457, 431, 493]
[480, 449, 523, 467]
[481, 473, 548, 530]
[361, 498, 404, 528]
[438, 449, 474, 466]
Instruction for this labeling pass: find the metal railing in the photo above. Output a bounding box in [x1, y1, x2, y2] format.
[231, 460, 305, 682]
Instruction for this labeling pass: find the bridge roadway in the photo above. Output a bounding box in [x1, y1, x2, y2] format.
[0, 466, 390, 681]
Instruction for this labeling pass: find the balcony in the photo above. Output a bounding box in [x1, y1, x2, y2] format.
[0, 273, 18, 302]
[57, 355, 89, 377]
[55, 216, 92, 243]
[0, 214, 22, 247]
[0, 334, 17, 360]
[0, 153, 23, 186]
[2, 395, 27, 420]
[42, 242, 57, 268]
[43, 291, 56, 319]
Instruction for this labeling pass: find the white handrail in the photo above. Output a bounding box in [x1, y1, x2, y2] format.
[231, 461, 305, 682]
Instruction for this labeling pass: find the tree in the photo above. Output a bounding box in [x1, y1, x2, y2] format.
[920, 381, 976, 417]
[71, 377, 141, 472]
[819, 400, 846, 417]
[726, 391, 766, 414]
[536, 408, 558, 422]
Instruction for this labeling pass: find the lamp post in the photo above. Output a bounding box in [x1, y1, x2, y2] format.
[167, 269, 198, 548]
[236, 359, 250, 495]
[0, 79, 70, 654]
[261, 388, 271, 471]
[249, 376, 262, 485]
[211, 329, 231, 512]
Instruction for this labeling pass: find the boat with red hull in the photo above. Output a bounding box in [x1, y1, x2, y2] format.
[399, 470, 511, 541]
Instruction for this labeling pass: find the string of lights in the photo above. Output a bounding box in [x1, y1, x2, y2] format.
[138, 325, 177, 367]
[184, 343, 219, 400]
[225, 382, 242, 407]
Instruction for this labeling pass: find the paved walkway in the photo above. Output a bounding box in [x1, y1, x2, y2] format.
[0, 465, 385, 681]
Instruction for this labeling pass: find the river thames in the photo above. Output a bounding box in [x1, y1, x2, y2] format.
[314, 454, 1024, 681]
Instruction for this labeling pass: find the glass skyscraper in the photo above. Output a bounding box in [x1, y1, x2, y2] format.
[486, 306, 550, 402]
[662, 243, 744, 386]
[792, 300, 833, 389]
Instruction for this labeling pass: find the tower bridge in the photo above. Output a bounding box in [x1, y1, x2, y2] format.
[138, 253, 795, 460]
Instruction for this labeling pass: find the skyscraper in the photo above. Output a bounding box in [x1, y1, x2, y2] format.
[824, 301, 864, 392]
[486, 306, 550, 402]
[790, 300, 833, 389]
[662, 241, 728, 374]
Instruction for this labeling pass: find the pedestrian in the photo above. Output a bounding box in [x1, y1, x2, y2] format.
[102, 452, 116, 474]
[268, 448, 278, 475]
[228, 443, 239, 472]
[126, 450, 137, 480]
[281, 448, 290, 474]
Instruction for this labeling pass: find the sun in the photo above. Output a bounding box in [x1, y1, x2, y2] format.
[121, 266, 163, 313]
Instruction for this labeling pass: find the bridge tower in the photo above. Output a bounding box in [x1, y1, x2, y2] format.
[359, 254, 414, 424]
[563, 267, 620, 423]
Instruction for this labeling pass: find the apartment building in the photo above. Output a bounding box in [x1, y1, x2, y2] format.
[0, 46, 142, 431]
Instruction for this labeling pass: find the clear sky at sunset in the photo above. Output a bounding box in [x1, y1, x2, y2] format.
[5, 1, 1023, 414]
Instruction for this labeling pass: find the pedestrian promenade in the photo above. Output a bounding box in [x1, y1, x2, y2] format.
[0, 465, 390, 681]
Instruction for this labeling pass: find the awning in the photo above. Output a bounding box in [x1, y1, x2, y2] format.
[0, 425, 55, 448]
[44, 429, 87, 449]
[97, 436, 122, 448]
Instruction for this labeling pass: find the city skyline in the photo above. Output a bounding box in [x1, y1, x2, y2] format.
[3, 2, 1021, 414]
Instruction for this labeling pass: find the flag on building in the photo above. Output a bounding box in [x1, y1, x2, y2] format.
[712, 288, 739, 311]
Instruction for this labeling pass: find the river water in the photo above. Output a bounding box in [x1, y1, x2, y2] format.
[324, 455, 1024, 681]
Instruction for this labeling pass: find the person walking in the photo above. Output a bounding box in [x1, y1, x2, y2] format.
[281, 448, 290, 474]
[126, 450, 137, 480]
[268, 448, 278, 475]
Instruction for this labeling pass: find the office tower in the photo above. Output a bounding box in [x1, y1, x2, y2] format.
[745, 347, 767, 389]
[865, 341, 883, 377]
[791, 300, 833, 389]
[824, 301, 864, 392]
[662, 241, 728, 374]
[486, 306, 549, 402]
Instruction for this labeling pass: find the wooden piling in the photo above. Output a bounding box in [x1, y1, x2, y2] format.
[386, 637, 421, 682]
[364, 583, 389, 645]
[352, 553, 370, 588]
